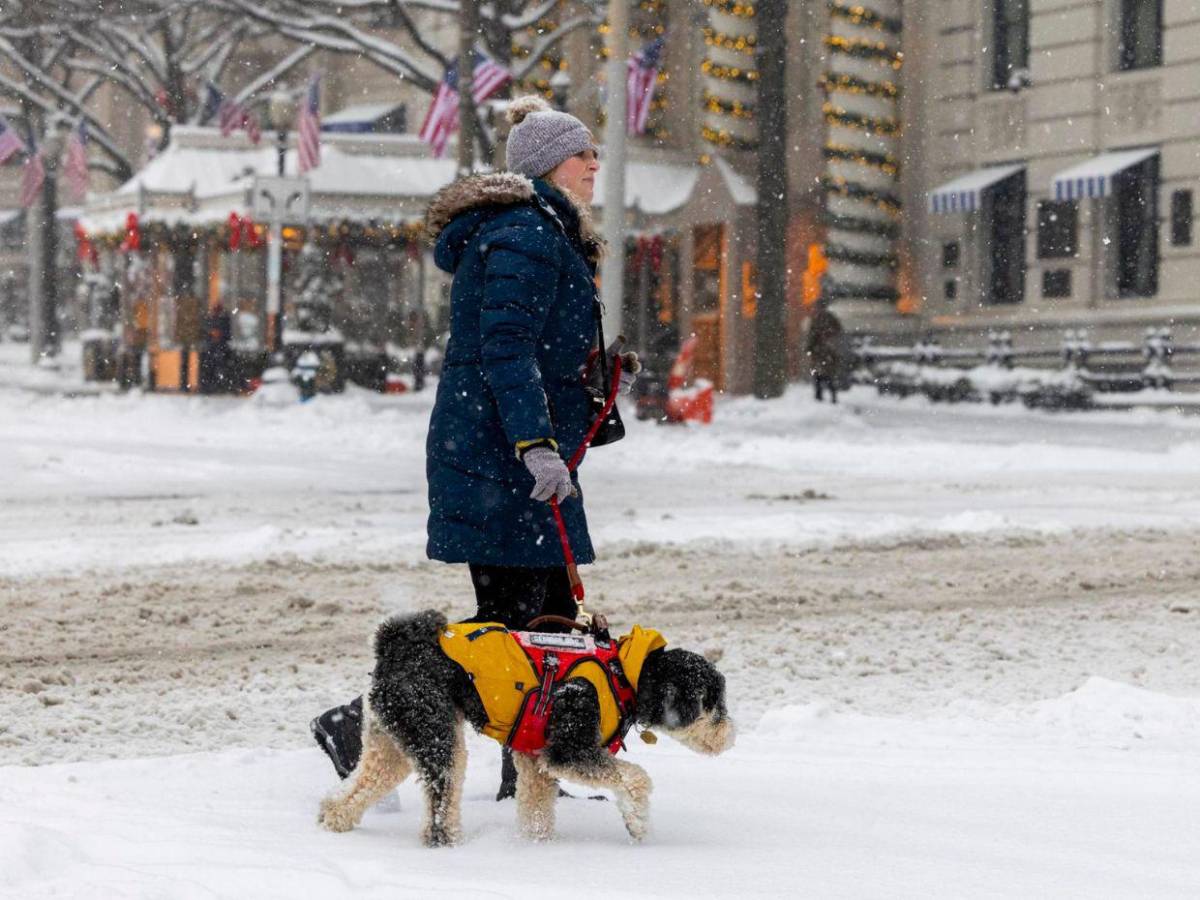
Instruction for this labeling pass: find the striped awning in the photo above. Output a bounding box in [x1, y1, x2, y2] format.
[928, 164, 1025, 213]
[1051, 148, 1158, 201]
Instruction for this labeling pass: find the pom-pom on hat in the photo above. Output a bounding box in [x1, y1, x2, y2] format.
[505, 95, 597, 178]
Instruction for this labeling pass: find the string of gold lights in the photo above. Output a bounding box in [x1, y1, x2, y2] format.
[702, 26, 757, 55]
[700, 0, 756, 18]
[820, 72, 900, 100]
[823, 102, 901, 136]
[828, 2, 902, 35]
[824, 143, 899, 176]
[823, 34, 903, 69]
[700, 123, 758, 151]
[703, 90, 755, 119]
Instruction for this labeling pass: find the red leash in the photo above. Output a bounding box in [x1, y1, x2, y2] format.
[549, 353, 623, 603]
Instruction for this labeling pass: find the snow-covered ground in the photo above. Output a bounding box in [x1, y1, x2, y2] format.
[3, 371, 1200, 898]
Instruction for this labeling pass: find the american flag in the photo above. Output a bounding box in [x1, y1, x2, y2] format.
[64, 120, 90, 201]
[626, 37, 664, 136]
[297, 74, 321, 173]
[20, 150, 45, 208]
[205, 82, 261, 145]
[418, 52, 511, 158]
[0, 113, 26, 165]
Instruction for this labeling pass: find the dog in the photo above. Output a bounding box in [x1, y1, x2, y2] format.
[317, 609, 734, 846]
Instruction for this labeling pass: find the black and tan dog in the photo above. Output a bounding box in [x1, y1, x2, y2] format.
[317, 610, 734, 846]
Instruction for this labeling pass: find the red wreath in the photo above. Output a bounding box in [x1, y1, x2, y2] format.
[119, 212, 141, 253]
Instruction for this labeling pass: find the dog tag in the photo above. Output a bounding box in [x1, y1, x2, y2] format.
[640, 730, 658, 745]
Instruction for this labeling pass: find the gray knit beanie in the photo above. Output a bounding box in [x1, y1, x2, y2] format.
[505, 95, 597, 178]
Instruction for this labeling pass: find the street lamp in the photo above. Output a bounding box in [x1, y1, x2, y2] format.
[269, 87, 292, 177]
[27, 114, 71, 362]
[550, 69, 572, 111]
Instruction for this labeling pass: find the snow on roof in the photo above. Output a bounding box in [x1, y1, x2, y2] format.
[713, 156, 756, 206]
[592, 160, 700, 215]
[322, 102, 403, 126]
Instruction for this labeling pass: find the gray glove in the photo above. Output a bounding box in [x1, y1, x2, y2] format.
[523, 446, 573, 502]
[616, 349, 641, 395]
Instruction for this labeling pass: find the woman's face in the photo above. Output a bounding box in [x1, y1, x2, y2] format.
[548, 148, 600, 203]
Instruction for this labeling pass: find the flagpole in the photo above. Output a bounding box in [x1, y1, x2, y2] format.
[457, 0, 480, 175]
[600, 0, 630, 343]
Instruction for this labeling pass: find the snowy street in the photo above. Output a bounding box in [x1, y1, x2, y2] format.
[3, 384, 1200, 897]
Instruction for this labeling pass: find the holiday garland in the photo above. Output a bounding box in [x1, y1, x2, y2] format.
[700, 124, 759, 151]
[820, 72, 900, 100]
[821, 0, 904, 306]
[822, 176, 902, 214]
[825, 243, 899, 269]
[828, 2, 902, 35]
[824, 34, 903, 69]
[824, 211, 900, 239]
[703, 90, 755, 119]
[822, 102, 901, 136]
[84, 217, 424, 253]
[702, 26, 757, 54]
[823, 143, 899, 176]
[700, 0, 756, 18]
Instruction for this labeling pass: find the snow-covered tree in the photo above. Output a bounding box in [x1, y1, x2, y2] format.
[289, 242, 342, 336]
[214, 0, 604, 162]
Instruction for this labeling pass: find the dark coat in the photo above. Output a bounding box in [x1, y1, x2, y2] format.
[424, 173, 602, 567]
[805, 306, 845, 379]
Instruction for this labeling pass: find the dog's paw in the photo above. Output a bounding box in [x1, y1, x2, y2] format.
[623, 814, 649, 843]
[317, 799, 357, 833]
[422, 824, 461, 848]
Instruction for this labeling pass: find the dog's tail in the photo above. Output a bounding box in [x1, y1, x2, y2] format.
[373, 609, 448, 661]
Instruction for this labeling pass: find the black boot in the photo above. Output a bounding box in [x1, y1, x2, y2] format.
[310, 696, 363, 779]
[496, 746, 518, 800]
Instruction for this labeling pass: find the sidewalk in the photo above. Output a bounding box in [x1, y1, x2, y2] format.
[0, 338, 115, 397]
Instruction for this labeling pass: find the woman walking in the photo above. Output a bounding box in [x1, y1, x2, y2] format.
[312, 97, 636, 797]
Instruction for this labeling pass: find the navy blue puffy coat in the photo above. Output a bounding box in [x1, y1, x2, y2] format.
[424, 173, 602, 566]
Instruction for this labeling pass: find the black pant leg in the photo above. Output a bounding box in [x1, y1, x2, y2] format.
[467, 563, 575, 631]
[539, 567, 578, 624]
[468, 564, 549, 629]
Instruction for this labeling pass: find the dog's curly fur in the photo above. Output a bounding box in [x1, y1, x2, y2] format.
[317, 610, 735, 846]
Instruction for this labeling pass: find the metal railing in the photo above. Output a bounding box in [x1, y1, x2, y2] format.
[850, 328, 1200, 408]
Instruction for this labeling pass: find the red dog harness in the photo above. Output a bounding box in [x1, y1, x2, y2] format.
[507, 630, 637, 756]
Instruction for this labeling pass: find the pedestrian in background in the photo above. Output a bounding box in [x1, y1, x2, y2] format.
[805, 298, 844, 404]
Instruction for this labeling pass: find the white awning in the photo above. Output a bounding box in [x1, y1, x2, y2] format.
[928, 163, 1025, 214]
[1051, 148, 1158, 201]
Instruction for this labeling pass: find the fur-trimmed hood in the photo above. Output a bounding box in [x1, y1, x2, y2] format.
[424, 172, 603, 271]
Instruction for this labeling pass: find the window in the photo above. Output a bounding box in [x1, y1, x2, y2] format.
[992, 0, 1030, 89]
[1037, 201, 1078, 258]
[1118, 0, 1163, 71]
[944, 279, 958, 300]
[986, 170, 1027, 305]
[942, 242, 960, 268]
[1114, 155, 1159, 297]
[1171, 190, 1193, 246]
[1042, 269, 1072, 298]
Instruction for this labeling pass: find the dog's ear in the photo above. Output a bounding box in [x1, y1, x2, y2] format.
[636, 649, 712, 728]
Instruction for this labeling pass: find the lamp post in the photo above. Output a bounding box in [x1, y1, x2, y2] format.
[266, 87, 292, 354]
[550, 69, 572, 111]
[269, 87, 291, 176]
[27, 115, 69, 363]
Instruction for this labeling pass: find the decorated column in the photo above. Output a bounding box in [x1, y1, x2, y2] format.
[699, 0, 758, 154]
[821, 1, 903, 304]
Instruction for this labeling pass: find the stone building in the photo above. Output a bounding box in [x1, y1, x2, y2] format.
[894, 0, 1200, 348]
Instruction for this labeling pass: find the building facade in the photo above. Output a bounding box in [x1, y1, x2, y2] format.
[895, 0, 1200, 348]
